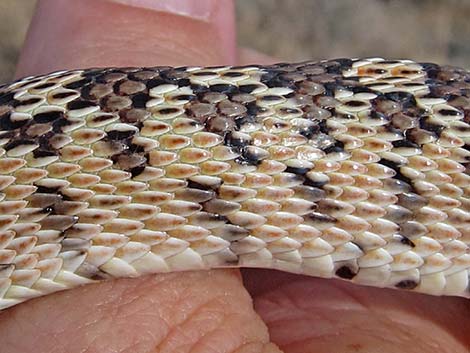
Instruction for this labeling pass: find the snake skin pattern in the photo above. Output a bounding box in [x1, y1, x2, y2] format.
[0, 58, 468, 310]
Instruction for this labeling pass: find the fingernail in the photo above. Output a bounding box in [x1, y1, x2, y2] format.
[110, 0, 217, 21]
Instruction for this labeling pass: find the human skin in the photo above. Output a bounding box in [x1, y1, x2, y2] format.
[0, 1, 469, 352]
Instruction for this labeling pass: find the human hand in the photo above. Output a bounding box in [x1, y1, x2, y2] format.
[0, 1, 469, 352]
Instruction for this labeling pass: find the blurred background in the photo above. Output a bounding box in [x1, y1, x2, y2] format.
[1, 0, 469, 82]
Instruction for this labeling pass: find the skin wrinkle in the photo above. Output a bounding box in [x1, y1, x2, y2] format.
[162, 302, 268, 352]
[224, 313, 271, 346]
[156, 285, 266, 353]
[74, 314, 114, 352]
[157, 299, 226, 351]
[114, 279, 186, 351]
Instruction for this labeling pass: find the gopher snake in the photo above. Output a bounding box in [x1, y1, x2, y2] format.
[0, 58, 468, 310]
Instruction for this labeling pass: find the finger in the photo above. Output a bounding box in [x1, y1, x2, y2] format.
[2, 1, 281, 352]
[0, 271, 281, 353]
[243, 270, 470, 353]
[16, 0, 237, 77]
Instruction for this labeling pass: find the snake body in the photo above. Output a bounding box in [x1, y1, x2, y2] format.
[0, 58, 468, 310]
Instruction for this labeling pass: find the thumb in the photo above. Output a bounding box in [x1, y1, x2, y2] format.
[15, 0, 237, 77]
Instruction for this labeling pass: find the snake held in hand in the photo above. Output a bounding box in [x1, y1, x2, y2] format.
[0, 58, 468, 310]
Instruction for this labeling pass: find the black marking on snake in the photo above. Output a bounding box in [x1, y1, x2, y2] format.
[285, 165, 311, 176]
[12, 97, 43, 108]
[84, 68, 113, 79]
[368, 110, 389, 121]
[34, 82, 56, 90]
[67, 99, 97, 111]
[399, 236, 415, 248]
[106, 129, 136, 141]
[111, 81, 123, 95]
[129, 165, 146, 178]
[279, 107, 302, 115]
[0, 112, 28, 130]
[302, 173, 329, 188]
[128, 141, 145, 154]
[392, 139, 420, 149]
[33, 149, 57, 159]
[171, 94, 196, 103]
[51, 91, 78, 100]
[0, 91, 15, 105]
[176, 78, 191, 87]
[323, 140, 345, 154]
[131, 93, 151, 108]
[209, 83, 238, 94]
[234, 114, 257, 130]
[187, 179, 221, 191]
[293, 185, 326, 202]
[259, 95, 284, 103]
[306, 212, 337, 225]
[52, 117, 74, 133]
[0, 264, 13, 271]
[34, 183, 61, 194]
[381, 124, 405, 139]
[4, 139, 36, 151]
[395, 280, 418, 290]
[397, 193, 428, 210]
[384, 91, 418, 109]
[265, 74, 298, 90]
[224, 131, 250, 149]
[336, 266, 357, 280]
[239, 84, 262, 94]
[245, 101, 267, 119]
[297, 124, 320, 139]
[234, 147, 265, 166]
[156, 107, 181, 115]
[0, 131, 16, 141]
[146, 78, 167, 89]
[344, 100, 369, 108]
[378, 158, 413, 186]
[259, 68, 284, 87]
[222, 72, 245, 78]
[64, 78, 92, 90]
[33, 110, 64, 123]
[420, 62, 441, 80]
[191, 71, 217, 77]
[438, 108, 462, 117]
[37, 131, 58, 151]
[223, 131, 265, 166]
[419, 116, 446, 137]
[191, 84, 210, 96]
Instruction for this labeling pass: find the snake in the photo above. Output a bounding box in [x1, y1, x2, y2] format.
[0, 57, 468, 311]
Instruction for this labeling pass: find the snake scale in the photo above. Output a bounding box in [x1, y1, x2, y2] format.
[0, 57, 468, 310]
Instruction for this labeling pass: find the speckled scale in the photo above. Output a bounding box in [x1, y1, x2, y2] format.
[0, 58, 468, 310]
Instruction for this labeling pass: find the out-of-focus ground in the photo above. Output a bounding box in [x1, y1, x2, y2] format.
[1, 0, 469, 82]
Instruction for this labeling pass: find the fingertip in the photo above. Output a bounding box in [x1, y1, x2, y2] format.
[16, 0, 236, 77]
